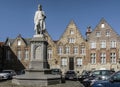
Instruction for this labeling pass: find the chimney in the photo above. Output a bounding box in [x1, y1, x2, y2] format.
[86, 26, 92, 40]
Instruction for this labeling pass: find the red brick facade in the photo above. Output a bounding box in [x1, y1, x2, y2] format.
[3, 18, 120, 73]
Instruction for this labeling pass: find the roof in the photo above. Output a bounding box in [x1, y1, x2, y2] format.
[5, 36, 32, 46]
[0, 42, 4, 46]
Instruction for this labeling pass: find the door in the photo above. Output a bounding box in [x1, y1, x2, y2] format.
[69, 57, 74, 70]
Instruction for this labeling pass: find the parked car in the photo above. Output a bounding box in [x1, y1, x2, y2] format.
[0, 72, 10, 80]
[82, 70, 115, 87]
[65, 70, 78, 80]
[51, 68, 62, 75]
[51, 68, 65, 83]
[17, 69, 25, 75]
[0, 70, 17, 80]
[78, 70, 91, 83]
[91, 71, 120, 87]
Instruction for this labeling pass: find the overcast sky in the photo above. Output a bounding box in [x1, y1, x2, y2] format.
[0, 0, 120, 41]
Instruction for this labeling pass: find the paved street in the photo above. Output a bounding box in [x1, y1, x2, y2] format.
[0, 80, 84, 87]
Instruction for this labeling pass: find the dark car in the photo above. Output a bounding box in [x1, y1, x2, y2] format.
[17, 69, 25, 75]
[78, 70, 91, 83]
[91, 71, 120, 87]
[82, 70, 114, 87]
[65, 70, 78, 80]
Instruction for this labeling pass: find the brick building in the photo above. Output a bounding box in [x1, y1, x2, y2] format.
[3, 18, 120, 73]
[4, 34, 31, 72]
[86, 18, 120, 71]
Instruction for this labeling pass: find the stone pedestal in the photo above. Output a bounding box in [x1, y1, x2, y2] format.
[12, 36, 61, 86]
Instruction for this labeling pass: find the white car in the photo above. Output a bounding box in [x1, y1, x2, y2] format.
[0, 73, 10, 80]
[0, 70, 16, 80]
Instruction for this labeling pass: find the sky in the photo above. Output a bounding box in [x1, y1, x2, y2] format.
[0, 0, 120, 41]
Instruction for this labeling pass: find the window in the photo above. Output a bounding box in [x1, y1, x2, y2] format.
[91, 53, 96, 64]
[68, 38, 75, 43]
[100, 41, 106, 48]
[58, 46, 62, 55]
[65, 46, 70, 54]
[110, 53, 116, 64]
[77, 58, 82, 66]
[81, 47, 86, 55]
[8, 42, 11, 46]
[25, 50, 29, 60]
[17, 40, 21, 46]
[101, 23, 105, 28]
[6, 50, 11, 60]
[61, 58, 67, 66]
[91, 42, 96, 49]
[48, 49, 52, 59]
[73, 47, 78, 54]
[106, 31, 110, 36]
[17, 50, 21, 60]
[70, 30, 74, 34]
[111, 41, 116, 48]
[100, 53, 106, 64]
[96, 31, 101, 37]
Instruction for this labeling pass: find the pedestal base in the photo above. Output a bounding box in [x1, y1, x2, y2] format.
[12, 34, 62, 86]
[12, 69, 61, 86]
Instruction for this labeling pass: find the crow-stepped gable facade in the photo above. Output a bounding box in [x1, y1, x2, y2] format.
[86, 18, 120, 71]
[4, 18, 120, 73]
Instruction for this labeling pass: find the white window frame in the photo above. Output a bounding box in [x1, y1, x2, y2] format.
[73, 46, 78, 54]
[65, 46, 70, 54]
[96, 31, 101, 37]
[110, 53, 116, 64]
[61, 58, 67, 66]
[100, 53, 106, 64]
[91, 53, 96, 64]
[25, 50, 29, 60]
[100, 41, 106, 48]
[106, 31, 110, 37]
[70, 30, 74, 35]
[58, 46, 62, 55]
[81, 47, 86, 55]
[68, 38, 75, 43]
[111, 41, 116, 48]
[91, 42, 96, 49]
[17, 40, 21, 46]
[101, 23, 105, 28]
[48, 49, 52, 59]
[17, 50, 21, 60]
[77, 58, 82, 66]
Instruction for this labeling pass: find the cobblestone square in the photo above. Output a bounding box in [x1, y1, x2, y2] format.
[0, 80, 84, 87]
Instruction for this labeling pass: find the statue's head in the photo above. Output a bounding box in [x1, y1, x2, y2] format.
[38, 4, 42, 11]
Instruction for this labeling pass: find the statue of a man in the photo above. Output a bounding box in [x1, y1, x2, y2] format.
[34, 4, 46, 35]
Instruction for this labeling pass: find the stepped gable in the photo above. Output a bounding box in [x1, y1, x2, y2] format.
[88, 18, 119, 41]
[58, 20, 85, 44]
